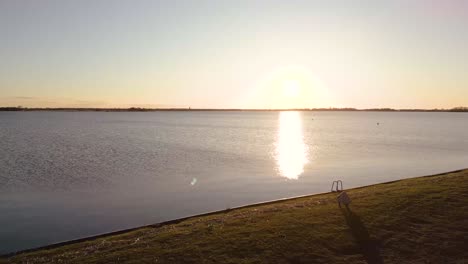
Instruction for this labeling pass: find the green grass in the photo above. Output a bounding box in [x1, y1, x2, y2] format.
[2, 169, 468, 263]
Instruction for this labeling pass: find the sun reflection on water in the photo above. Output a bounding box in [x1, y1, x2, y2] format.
[275, 111, 309, 179]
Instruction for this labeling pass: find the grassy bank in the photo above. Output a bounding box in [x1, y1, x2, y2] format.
[2, 169, 468, 263]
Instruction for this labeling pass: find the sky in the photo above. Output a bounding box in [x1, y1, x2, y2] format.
[0, 0, 467, 109]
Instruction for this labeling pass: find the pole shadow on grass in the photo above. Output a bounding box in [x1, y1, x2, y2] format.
[341, 207, 383, 264]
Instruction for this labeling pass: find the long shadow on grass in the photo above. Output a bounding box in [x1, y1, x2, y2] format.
[342, 207, 383, 264]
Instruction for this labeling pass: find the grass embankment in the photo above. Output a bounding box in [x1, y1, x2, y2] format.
[2, 169, 468, 263]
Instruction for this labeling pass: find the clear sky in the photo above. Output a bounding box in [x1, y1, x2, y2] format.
[1, 0, 467, 109]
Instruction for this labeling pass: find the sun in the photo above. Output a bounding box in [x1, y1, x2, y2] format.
[249, 65, 328, 109]
[282, 79, 301, 98]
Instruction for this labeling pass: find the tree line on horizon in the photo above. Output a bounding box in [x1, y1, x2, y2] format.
[1, 106, 468, 112]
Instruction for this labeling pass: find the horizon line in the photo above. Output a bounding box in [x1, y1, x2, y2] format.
[1, 106, 467, 112]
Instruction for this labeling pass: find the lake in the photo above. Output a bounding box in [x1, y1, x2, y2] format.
[1, 111, 467, 254]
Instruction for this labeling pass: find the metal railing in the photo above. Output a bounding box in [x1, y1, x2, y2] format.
[331, 180, 343, 192]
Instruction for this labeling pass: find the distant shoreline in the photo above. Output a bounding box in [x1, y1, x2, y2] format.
[1, 107, 468, 112]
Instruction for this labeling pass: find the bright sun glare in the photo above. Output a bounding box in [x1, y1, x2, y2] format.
[282, 79, 301, 98]
[275, 111, 308, 179]
[252, 65, 328, 109]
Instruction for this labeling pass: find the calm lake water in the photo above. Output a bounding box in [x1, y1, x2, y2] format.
[1, 111, 467, 253]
